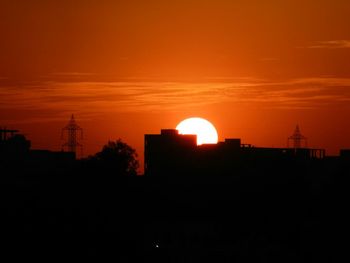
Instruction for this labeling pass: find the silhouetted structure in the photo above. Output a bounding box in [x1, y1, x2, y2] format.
[288, 125, 307, 149]
[0, 128, 31, 162]
[0, 127, 19, 141]
[61, 115, 83, 157]
[145, 129, 325, 176]
[145, 129, 197, 176]
[340, 149, 350, 159]
[27, 150, 75, 167]
[1, 126, 348, 262]
[1, 127, 75, 171]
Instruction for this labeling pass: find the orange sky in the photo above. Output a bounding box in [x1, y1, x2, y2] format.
[1, 0, 350, 171]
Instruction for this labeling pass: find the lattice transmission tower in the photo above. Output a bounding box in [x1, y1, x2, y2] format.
[61, 115, 83, 157]
[288, 125, 307, 149]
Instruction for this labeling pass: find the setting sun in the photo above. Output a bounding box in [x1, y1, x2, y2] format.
[176, 117, 219, 145]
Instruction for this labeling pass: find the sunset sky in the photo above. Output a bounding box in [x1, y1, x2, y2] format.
[1, 0, 350, 170]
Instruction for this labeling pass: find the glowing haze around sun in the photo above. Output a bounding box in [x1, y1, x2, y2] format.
[176, 117, 219, 145]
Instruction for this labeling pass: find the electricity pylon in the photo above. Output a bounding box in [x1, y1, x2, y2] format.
[61, 114, 83, 157]
[288, 125, 307, 149]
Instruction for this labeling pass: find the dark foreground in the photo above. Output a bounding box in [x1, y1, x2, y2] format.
[0, 162, 348, 262]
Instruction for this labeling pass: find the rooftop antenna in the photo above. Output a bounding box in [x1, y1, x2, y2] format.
[61, 114, 83, 157]
[288, 125, 307, 149]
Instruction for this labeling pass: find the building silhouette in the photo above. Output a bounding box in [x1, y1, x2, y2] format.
[0, 128, 31, 162]
[340, 149, 350, 160]
[145, 129, 326, 176]
[0, 128, 19, 142]
[1, 128, 75, 171]
[145, 129, 197, 176]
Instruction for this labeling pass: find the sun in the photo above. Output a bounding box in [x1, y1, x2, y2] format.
[176, 117, 219, 145]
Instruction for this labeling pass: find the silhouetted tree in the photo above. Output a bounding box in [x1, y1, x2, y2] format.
[89, 139, 139, 176]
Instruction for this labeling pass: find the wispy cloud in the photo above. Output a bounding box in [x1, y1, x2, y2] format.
[50, 72, 97, 76]
[1, 78, 350, 124]
[307, 40, 350, 49]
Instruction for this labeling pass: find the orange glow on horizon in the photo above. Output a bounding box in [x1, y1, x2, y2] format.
[1, 1, 350, 174]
